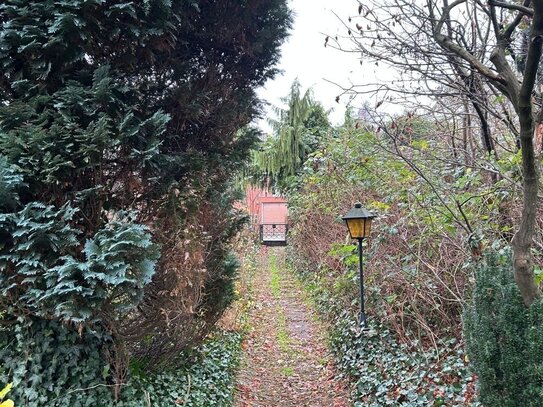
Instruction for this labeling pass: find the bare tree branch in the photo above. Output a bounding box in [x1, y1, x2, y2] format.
[489, 0, 534, 17]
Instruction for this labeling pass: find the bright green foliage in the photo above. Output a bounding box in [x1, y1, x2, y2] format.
[464, 252, 543, 405]
[250, 81, 330, 191]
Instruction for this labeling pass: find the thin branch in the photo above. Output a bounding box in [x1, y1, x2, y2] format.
[489, 0, 534, 17]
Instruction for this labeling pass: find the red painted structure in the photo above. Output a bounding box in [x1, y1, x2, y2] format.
[243, 187, 288, 245]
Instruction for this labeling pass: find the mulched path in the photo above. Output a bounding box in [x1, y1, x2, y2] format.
[234, 246, 349, 407]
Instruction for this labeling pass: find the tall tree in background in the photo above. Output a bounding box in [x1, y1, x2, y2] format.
[251, 81, 330, 191]
[0, 0, 290, 403]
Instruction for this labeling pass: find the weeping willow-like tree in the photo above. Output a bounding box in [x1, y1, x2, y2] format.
[251, 81, 330, 191]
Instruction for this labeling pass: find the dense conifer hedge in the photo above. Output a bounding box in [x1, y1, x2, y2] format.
[0, 0, 290, 403]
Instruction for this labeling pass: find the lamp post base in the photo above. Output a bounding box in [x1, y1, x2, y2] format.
[359, 311, 367, 329]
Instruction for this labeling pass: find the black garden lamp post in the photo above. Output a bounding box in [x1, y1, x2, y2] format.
[342, 202, 375, 329]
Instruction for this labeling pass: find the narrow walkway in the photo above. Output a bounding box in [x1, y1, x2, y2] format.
[234, 247, 349, 407]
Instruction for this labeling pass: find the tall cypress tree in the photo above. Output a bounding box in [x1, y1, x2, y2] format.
[0, 0, 290, 403]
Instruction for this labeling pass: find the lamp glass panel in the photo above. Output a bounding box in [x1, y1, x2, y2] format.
[346, 218, 373, 239]
[346, 218, 365, 239]
[363, 219, 372, 237]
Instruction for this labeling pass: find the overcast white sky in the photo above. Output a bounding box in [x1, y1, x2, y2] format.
[256, 0, 374, 132]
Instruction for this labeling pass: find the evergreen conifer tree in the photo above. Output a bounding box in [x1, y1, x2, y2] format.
[0, 0, 290, 403]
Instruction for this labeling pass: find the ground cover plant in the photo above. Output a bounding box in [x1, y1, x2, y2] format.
[292, 254, 478, 406]
[118, 330, 243, 407]
[3, 329, 244, 406]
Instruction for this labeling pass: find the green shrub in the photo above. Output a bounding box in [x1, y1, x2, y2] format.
[0, 0, 290, 400]
[464, 252, 543, 405]
[0, 157, 159, 405]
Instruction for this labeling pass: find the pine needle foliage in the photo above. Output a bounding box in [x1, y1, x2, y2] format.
[250, 81, 330, 191]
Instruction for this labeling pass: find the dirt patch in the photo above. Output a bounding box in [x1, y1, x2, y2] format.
[234, 247, 349, 407]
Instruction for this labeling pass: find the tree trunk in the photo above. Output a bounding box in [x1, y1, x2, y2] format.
[462, 98, 472, 166]
[534, 122, 543, 157]
[512, 13, 543, 306]
[512, 109, 540, 305]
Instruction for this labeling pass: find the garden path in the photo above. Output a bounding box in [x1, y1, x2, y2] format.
[234, 246, 349, 407]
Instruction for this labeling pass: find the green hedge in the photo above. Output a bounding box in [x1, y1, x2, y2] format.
[464, 252, 543, 406]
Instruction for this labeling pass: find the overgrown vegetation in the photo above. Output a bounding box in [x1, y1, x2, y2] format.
[18, 329, 243, 407]
[336, 0, 543, 306]
[296, 265, 478, 405]
[313, 0, 543, 402]
[3, 0, 543, 403]
[120, 330, 243, 407]
[286, 122, 515, 342]
[252, 88, 543, 403]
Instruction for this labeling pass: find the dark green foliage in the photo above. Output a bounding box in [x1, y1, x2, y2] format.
[288, 248, 479, 406]
[0, 323, 242, 406]
[464, 252, 543, 405]
[0, 156, 24, 210]
[331, 314, 474, 406]
[0, 0, 290, 402]
[0, 159, 159, 324]
[0, 320, 113, 406]
[119, 331, 243, 407]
